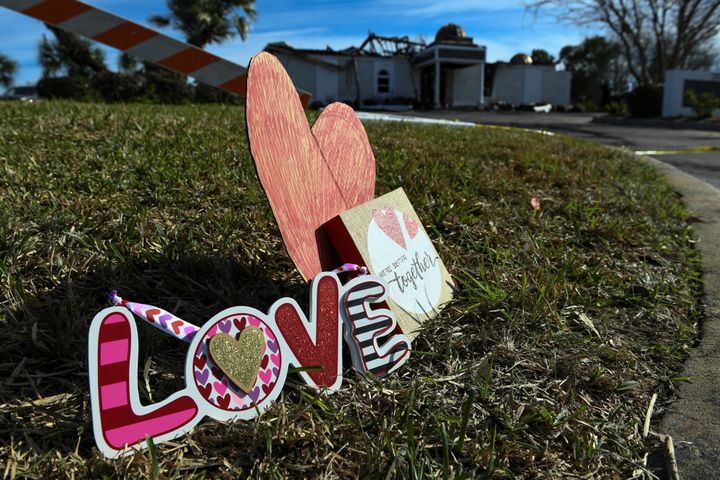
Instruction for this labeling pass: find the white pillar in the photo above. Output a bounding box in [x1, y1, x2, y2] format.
[434, 48, 441, 109]
[479, 62, 485, 107]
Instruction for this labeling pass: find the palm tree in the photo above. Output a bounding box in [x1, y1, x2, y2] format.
[149, 0, 257, 48]
[38, 25, 107, 78]
[0, 54, 17, 89]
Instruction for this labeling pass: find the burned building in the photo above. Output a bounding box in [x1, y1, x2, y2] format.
[264, 23, 486, 109]
[264, 24, 571, 109]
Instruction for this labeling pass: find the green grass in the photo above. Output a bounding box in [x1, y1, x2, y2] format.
[0, 101, 701, 478]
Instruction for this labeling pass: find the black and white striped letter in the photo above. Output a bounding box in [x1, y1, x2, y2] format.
[341, 276, 411, 377]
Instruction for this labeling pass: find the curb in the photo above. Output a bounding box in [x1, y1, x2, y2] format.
[640, 155, 720, 479]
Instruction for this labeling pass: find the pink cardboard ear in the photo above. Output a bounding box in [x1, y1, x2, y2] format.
[312, 102, 376, 208]
[246, 52, 375, 281]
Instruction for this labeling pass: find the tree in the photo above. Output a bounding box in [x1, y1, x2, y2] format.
[0, 54, 17, 89]
[527, 0, 720, 85]
[38, 25, 107, 78]
[531, 48, 556, 65]
[149, 0, 257, 48]
[148, 0, 256, 103]
[560, 36, 622, 103]
[118, 53, 141, 74]
[37, 25, 109, 100]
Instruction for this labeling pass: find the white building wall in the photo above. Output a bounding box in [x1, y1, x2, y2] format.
[523, 68, 542, 103]
[355, 57, 415, 103]
[492, 65, 525, 105]
[272, 52, 317, 97]
[278, 53, 414, 105]
[307, 54, 346, 104]
[663, 69, 720, 117]
[452, 64, 484, 107]
[393, 60, 416, 99]
[356, 57, 375, 102]
[540, 70, 571, 106]
[492, 65, 570, 106]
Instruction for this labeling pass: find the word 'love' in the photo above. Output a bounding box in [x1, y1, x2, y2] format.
[88, 273, 410, 458]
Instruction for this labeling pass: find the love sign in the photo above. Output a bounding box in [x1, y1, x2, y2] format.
[89, 272, 410, 458]
[89, 51, 454, 458]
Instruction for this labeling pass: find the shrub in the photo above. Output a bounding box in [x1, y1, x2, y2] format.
[684, 89, 720, 118]
[144, 63, 193, 104]
[194, 83, 241, 104]
[605, 99, 628, 116]
[578, 99, 599, 112]
[626, 84, 663, 118]
[94, 72, 146, 102]
[308, 100, 324, 110]
[37, 76, 98, 101]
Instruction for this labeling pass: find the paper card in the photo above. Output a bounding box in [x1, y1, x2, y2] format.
[324, 188, 454, 338]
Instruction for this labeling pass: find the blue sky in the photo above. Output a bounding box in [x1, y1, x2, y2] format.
[0, 0, 600, 86]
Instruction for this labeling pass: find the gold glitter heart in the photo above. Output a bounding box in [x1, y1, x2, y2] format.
[208, 327, 265, 393]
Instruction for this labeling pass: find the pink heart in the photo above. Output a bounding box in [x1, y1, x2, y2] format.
[270, 353, 281, 366]
[403, 213, 419, 239]
[258, 368, 272, 385]
[213, 381, 227, 397]
[372, 205, 406, 249]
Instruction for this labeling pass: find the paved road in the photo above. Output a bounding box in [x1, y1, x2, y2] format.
[392, 111, 720, 190]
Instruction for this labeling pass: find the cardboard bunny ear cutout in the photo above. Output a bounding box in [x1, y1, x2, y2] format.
[246, 52, 375, 281]
[312, 102, 376, 207]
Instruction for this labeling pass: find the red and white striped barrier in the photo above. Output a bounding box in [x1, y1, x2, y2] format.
[0, 0, 312, 106]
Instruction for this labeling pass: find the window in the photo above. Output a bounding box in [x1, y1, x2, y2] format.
[377, 69, 390, 94]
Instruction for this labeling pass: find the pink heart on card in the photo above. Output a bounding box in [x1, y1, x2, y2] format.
[372, 205, 406, 249]
[403, 212, 419, 239]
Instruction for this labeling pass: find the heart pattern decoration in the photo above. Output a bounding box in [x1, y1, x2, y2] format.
[191, 314, 282, 412]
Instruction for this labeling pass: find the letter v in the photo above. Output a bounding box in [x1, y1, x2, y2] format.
[88, 307, 201, 458]
[272, 273, 343, 392]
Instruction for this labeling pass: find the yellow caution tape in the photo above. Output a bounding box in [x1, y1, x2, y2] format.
[474, 123, 719, 154]
[635, 146, 720, 155]
[474, 124, 555, 136]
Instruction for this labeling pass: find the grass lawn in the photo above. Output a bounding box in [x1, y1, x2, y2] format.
[0, 101, 701, 478]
